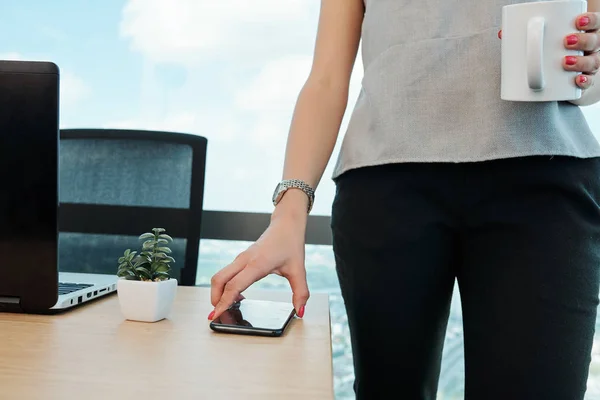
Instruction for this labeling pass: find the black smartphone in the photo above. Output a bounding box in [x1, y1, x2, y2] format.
[209, 299, 296, 337]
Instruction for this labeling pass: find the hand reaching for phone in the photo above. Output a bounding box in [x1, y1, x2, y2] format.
[208, 210, 310, 321]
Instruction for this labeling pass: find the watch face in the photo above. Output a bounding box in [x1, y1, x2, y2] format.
[272, 183, 283, 203]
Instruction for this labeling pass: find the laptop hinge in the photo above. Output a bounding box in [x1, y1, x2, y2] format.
[0, 296, 22, 312]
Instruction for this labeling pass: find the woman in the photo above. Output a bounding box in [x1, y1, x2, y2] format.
[209, 0, 600, 398]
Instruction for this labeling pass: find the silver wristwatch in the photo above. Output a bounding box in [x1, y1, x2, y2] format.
[272, 179, 315, 213]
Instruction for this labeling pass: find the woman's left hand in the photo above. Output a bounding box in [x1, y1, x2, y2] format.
[563, 12, 600, 90]
[498, 12, 600, 90]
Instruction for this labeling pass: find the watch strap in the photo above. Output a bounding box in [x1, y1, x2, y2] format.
[272, 179, 315, 213]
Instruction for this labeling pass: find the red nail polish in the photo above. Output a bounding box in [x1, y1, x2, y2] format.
[566, 35, 578, 45]
[565, 56, 578, 65]
[297, 305, 305, 318]
[579, 75, 588, 84]
[578, 16, 590, 27]
[208, 310, 215, 320]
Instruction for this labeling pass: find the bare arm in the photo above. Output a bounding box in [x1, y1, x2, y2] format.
[274, 0, 364, 219]
[209, 0, 364, 320]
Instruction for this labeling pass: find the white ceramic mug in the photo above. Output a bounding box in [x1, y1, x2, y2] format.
[501, 0, 587, 102]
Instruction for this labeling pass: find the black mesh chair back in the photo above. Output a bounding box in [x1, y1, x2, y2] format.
[58, 129, 207, 286]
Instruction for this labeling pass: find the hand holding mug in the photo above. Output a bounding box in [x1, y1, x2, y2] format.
[498, 7, 600, 97]
[562, 12, 600, 89]
[499, 7, 599, 100]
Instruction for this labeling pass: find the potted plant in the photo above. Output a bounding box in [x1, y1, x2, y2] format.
[116, 228, 178, 322]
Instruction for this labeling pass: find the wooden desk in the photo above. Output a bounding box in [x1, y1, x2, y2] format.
[0, 287, 333, 400]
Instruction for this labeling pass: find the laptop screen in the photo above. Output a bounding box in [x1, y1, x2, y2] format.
[0, 60, 59, 304]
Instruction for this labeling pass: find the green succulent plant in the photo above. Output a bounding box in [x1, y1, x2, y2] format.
[117, 228, 175, 281]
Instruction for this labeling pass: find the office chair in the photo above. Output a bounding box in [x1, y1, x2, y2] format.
[58, 128, 207, 286]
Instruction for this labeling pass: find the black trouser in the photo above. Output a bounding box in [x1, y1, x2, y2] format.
[331, 156, 600, 400]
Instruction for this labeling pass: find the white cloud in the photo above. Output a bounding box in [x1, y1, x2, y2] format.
[235, 55, 312, 113]
[235, 48, 364, 114]
[103, 109, 241, 144]
[117, 0, 363, 148]
[60, 71, 91, 108]
[120, 0, 319, 66]
[233, 55, 312, 148]
[0, 52, 23, 61]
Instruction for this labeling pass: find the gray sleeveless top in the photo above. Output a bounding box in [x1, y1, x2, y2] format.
[332, 0, 600, 179]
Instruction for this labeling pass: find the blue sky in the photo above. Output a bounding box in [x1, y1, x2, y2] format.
[2, 0, 598, 216]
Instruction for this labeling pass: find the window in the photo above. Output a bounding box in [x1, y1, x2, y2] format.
[4, 1, 600, 399]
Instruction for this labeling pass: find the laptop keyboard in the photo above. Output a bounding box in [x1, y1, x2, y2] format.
[58, 282, 93, 296]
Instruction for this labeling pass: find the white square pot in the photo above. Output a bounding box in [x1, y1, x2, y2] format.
[117, 278, 178, 323]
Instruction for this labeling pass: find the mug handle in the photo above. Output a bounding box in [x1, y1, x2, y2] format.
[527, 16, 545, 91]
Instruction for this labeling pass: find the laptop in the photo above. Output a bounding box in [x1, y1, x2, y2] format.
[0, 59, 117, 313]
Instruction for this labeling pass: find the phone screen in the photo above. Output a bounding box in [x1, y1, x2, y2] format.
[212, 299, 295, 331]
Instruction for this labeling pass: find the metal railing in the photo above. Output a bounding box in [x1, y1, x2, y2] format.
[200, 210, 332, 245]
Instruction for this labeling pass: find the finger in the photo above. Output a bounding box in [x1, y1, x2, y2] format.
[564, 53, 600, 74]
[210, 252, 249, 307]
[211, 263, 267, 320]
[575, 73, 594, 90]
[564, 32, 600, 52]
[576, 13, 599, 31]
[283, 266, 310, 318]
[498, 29, 502, 40]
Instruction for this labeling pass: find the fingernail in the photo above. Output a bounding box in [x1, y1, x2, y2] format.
[578, 16, 590, 27]
[566, 35, 578, 45]
[208, 310, 215, 320]
[297, 305, 305, 318]
[579, 75, 588, 84]
[565, 56, 578, 65]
